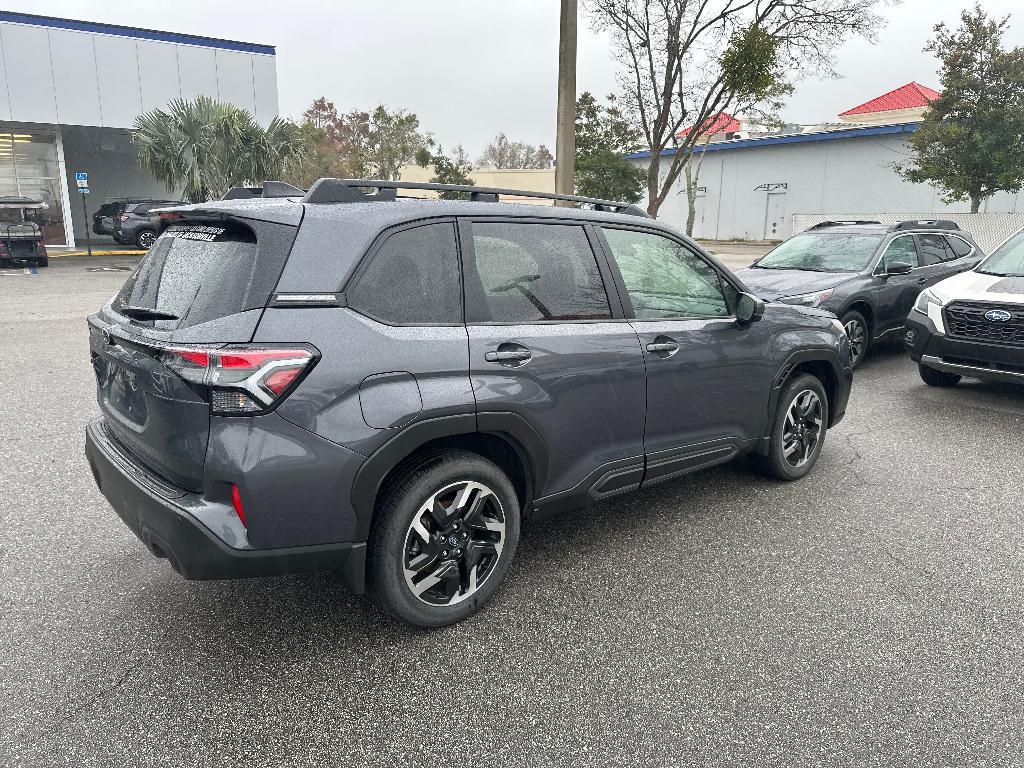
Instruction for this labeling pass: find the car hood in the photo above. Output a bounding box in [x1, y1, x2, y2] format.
[930, 269, 1024, 304]
[735, 268, 857, 301]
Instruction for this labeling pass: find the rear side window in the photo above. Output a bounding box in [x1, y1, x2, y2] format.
[347, 222, 461, 325]
[113, 223, 258, 329]
[917, 234, 950, 265]
[464, 222, 611, 323]
[945, 235, 973, 258]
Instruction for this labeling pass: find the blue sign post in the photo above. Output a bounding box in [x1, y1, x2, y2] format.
[76, 172, 92, 257]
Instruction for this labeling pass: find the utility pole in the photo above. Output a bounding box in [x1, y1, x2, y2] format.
[554, 0, 577, 206]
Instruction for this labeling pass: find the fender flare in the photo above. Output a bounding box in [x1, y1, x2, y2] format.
[760, 348, 848, 453]
[349, 411, 548, 541]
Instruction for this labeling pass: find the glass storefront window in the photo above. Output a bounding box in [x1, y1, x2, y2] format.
[0, 131, 66, 246]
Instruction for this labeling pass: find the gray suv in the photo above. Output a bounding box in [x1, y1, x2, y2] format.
[84, 179, 853, 627]
[738, 220, 984, 367]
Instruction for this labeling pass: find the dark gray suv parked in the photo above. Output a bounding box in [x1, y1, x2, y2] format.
[85, 179, 852, 627]
[737, 220, 984, 367]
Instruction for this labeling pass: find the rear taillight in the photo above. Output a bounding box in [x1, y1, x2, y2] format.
[231, 484, 247, 527]
[161, 345, 318, 415]
[116, 214, 129, 221]
[158, 212, 182, 222]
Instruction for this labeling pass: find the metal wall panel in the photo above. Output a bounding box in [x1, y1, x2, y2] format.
[0, 27, 15, 120]
[252, 54, 278, 127]
[1, 24, 57, 123]
[215, 49, 255, 114]
[176, 45, 217, 102]
[49, 29, 101, 126]
[137, 40, 181, 114]
[95, 35, 142, 128]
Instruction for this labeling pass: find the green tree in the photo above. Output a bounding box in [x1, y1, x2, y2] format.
[415, 144, 475, 199]
[896, 4, 1024, 213]
[574, 91, 645, 203]
[133, 95, 305, 202]
[350, 106, 429, 180]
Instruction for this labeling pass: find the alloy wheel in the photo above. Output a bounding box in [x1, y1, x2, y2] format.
[138, 231, 157, 249]
[844, 318, 866, 365]
[403, 480, 506, 606]
[782, 390, 823, 468]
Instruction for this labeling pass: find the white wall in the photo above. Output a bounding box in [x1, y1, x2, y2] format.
[0, 18, 278, 128]
[642, 133, 1024, 241]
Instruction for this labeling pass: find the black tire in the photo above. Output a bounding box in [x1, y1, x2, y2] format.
[135, 229, 157, 249]
[752, 373, 829, 481]
[840, 309, 870, 369]
[919, 363, 961, 387]
[367, 450, 521, 628]
[33, 255, 48, 267]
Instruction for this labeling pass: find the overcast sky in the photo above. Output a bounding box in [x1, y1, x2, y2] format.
[8, 0, 1024, 158]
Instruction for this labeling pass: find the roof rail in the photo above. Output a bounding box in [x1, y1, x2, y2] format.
[807, 219, 882, 230]
[221, 181, 304, 200]
[301, 178, 649, 216]
[890, 219, 960, 231]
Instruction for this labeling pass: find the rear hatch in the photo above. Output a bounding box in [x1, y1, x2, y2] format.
[88, 212, 299, 491]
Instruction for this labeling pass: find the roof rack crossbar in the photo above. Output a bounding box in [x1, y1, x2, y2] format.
[807, 219, 882, 229]
[302, 178, 649, 217]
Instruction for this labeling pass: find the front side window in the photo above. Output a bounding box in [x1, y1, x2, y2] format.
[348, 222, 461, 325]
[879, 235, 919, 271]
[753, 233, 883, 273]
[601, 228, 730, 319]
[465, 223, 611, 323]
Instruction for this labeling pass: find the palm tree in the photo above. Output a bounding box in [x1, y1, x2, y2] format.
[133, 96, 306, 202]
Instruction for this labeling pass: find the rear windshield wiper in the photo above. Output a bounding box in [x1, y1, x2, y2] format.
[118, 306, 179, 321]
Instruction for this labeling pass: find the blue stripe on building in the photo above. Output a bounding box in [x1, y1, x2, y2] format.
[624, 122, 919, 160]
[0, 11, 275, 55]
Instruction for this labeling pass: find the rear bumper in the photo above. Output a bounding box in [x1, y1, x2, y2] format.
[85, 418, 365, 591]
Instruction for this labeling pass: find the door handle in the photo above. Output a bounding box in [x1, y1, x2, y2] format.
[484, 344, 532, 365]
[646, 336, 679, 356]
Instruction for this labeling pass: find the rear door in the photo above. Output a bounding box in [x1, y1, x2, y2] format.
[89, 219, 294, 490]
[944, 233, 984, 272]
[461, 219, 647, 499]
[597, 225, 773, 476]
[916, 233, 962, 284]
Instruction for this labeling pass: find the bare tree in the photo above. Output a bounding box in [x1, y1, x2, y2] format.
[478, 133, 555, 169]
[586, 0, 885, 216]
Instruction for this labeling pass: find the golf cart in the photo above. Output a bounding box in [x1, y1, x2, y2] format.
[0, 196, 49, 268]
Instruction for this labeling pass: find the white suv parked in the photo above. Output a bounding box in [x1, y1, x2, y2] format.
[905, 229, 1024, 387]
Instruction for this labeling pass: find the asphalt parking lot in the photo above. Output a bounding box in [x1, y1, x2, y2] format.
[3, 255, 1024, 767]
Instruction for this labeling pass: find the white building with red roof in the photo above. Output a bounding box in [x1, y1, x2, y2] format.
[627, 82, 1024, 243]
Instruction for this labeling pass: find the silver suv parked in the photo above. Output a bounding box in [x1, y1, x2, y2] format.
[85, 179, 853, 627]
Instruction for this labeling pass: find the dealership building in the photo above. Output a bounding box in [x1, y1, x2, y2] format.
[628, 82, 1024, 245]
[0, 11, 278, 247]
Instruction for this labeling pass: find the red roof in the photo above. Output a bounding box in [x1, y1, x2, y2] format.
[676, 112, 741, 139]
[839, 82, 940, 116]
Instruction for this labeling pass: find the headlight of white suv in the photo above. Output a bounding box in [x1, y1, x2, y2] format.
[914, 289, 942, 314]
[914, 289, 947, 334]
[779, 288, 834, 308]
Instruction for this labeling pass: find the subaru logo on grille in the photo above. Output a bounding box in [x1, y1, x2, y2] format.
[985, 309, 1012, 322]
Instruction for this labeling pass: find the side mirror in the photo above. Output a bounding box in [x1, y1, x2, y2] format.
[885, 261, 913, 276]
[736, 292, 765, 325]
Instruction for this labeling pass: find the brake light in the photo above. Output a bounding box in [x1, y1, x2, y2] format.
[231, 484, 247, 527]
[158, 212, 183, 222]
[161, 345, 317, 414]
[116, 214, 129, 221]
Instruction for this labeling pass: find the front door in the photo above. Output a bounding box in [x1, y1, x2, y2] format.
[597, 226, 774, 480]
[461, 219, 647, 500]
[874, 233, 928, 334]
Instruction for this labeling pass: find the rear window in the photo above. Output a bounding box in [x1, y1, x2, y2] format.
[112, 223, 259, 329]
